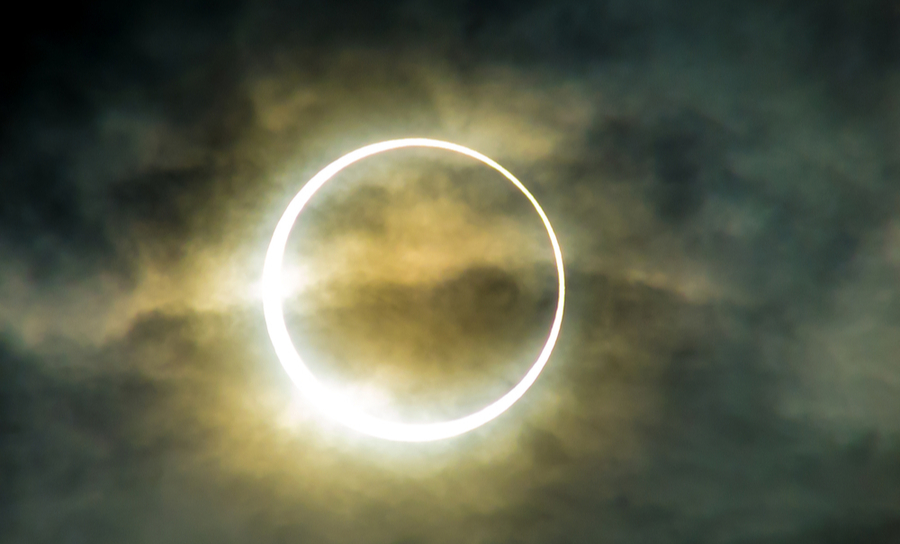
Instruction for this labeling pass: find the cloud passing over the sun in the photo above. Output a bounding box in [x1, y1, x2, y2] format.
[1, 1, 899, 542]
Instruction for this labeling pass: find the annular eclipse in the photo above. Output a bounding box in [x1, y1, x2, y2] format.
[262, 138, 565, 442]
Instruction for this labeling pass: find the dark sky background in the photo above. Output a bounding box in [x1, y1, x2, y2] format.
[2, 1, 900, 542]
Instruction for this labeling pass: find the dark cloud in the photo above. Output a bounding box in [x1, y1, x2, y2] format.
[2, 0, 900, 542]
[286, 264, 557, 421]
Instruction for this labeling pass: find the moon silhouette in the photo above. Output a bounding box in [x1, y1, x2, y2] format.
[261, 138, 565, 442]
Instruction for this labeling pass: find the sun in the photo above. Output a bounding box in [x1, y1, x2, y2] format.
[261, 138, 565, 442]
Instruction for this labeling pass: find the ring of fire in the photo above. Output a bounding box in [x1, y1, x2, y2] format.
[262, 138, 565, 442]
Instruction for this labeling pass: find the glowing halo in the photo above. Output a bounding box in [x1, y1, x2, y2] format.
[262, 138, 565, 442]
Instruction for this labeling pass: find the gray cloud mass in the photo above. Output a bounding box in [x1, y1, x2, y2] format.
[1, 0, 899, 542]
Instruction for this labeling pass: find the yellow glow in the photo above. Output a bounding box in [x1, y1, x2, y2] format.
[262, 138, 565, 442]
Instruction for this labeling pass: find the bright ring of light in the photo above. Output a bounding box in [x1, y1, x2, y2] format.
[262, 138, 565, 442]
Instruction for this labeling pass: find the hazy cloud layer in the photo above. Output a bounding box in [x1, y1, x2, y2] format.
[2, 1, 899, 542]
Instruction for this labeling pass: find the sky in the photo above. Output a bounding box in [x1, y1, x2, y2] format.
[1, 0, 900, 542]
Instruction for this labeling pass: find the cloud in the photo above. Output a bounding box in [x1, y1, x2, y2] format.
[2, 0, 900, 542]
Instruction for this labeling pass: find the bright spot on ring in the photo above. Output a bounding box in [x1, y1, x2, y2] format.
[261, 138, 565, 442]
